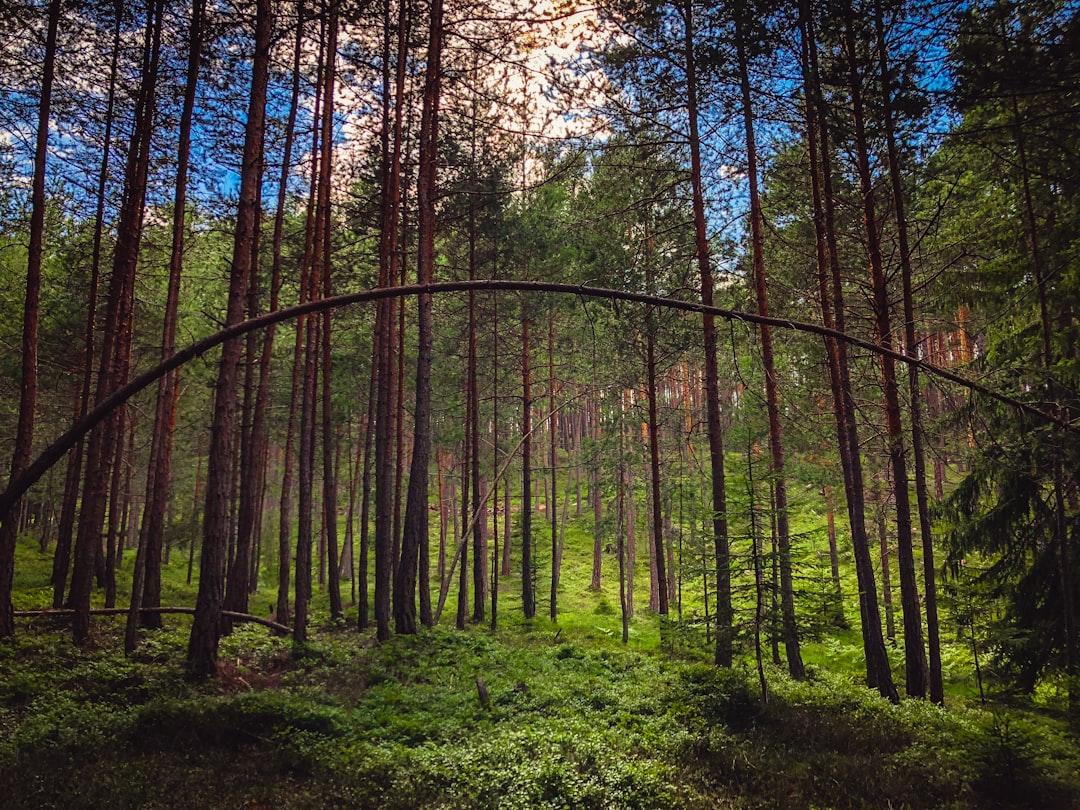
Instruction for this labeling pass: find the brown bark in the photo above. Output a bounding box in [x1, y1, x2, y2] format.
[843, 3, 927, 697]
[873, 2, 942, 703]
[138, 0, 206, 633]
[186, 0, 271, 676]
[320, 3, 342, 621]
[736, 16, 803, 678]
[800, 0, 896, 700]
[521, 306, 535, 618]
[396, 0, 443, 633]
[646, 315, 668, 615]
[1, 0, 59, 636]
[52, 0, 121, 611]
[71, 0, 164, 646]
[548, 314, 559, 621]
[681, 0, 731, 665]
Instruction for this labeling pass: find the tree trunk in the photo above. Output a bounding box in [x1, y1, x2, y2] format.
[186, 0, 271, 676]
[52, 0, 120, 612]
[736, 14, 803, 679]
[873, 2, 942, 703]
[843, 3, 927, 697]
[548, 314, 559, 621]
[396, 0, 442, 633]
[320, 3, 342, 621]
[521, 306, 535, 619]
[71, 0, 164, 646]
[682, 0, 731, 666]
[801, 0, 896, 700]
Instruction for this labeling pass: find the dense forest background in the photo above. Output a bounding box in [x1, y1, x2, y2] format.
[0, 0, 1079, 804]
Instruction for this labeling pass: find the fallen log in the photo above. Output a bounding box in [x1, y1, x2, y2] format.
[13, 606, 292, 635]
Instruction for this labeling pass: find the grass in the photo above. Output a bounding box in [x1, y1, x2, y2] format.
[4, 480, 1080, 808]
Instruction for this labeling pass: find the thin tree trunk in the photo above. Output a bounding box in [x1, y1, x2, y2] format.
[320, 3, 342, 621]
[521, 306, 535, 618]
[52, 0, 120, 611]
[187, 0, 271, 675]
[71, 0, 164, 645]
[801, 0, 896, 700]
[843, 3, 926, 697]
[873, 2, 941, 703]
[548, 314, 559, 621]
[396, 0, 442, 633]
[736, 14, 803, 679]
[682, 0, 731, 666]
[138, 0, 206, 633]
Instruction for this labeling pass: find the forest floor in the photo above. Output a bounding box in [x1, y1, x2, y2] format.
[4, 534, 1080, 808]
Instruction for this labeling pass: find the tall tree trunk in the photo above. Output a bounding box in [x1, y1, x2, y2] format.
[265, 0, 306, 629]
[843, 3, 927, 697]
[548, 314, 559, 621]
[320, 2, 342, 621]
[801, 0, 896, 700]
[396, 0, 442, 633]
[521, 306, 535, 619]
[646, 322, 668, 615]
[873, 3, 942, 704]
[1, 0, 60, 637]
[138, 0, 206, 633]
[590, 394, 602, 589]
[374, 0, 408, 642]
[736, 15, 803, 679]
[681, 0, 731, 666]
[358, 357, 377, 630]
[52, 0, 120, 610]
[71, 0, 164, 645]
[187, 0, 271, 676]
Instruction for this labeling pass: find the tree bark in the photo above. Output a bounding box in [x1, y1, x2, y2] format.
[71, 0, 164, 645]
[681, 0, 731, 666]
[873, 2, 942, 703]
[800, 0, 896, 700]
[1, 0, 60, 637]
[396, 0, 443, 633]
[843, 2, 927, 697]
[736, 14, 803, 678]
[187, 0, 271, 676]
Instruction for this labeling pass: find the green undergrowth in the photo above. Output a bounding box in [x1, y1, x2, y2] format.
[3, 622, 1079, 809]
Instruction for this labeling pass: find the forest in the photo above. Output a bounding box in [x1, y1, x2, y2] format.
[1, 0, 1079, 806]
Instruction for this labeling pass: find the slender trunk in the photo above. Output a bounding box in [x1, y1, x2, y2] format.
[320, 3, 342, 621]
[374, 0, 408, 642]
[682, 0, 731, 666]
[223, 156, 264, 635]
[457, 436, 470, 629]
[873, 3, 941, 703]
[396, 0, 442, 633]
[521, 307, 535, 618]
[491, 293, 501, 629]
[590, 394, 602, 589]
[0, 0, 59, 635]
[358, 357, 376, 629]
[52, 1, 120, 611]
[802, 0, 896, 700]
[736, 15, 802, 678]
[843, 4, 926, 697]
[186, 0, 271, 676]
[876, 477, 896, 644]
[139, 0, 206, 632]
[618, 401, 628, 644]
[646, 326, 668, 614]
[71, 0, 164, 645]
[548, 314, 559, 621]
[824, 487, 845, 626]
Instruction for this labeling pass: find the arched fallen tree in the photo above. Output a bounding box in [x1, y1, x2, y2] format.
[0, 278, 1072, 527]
